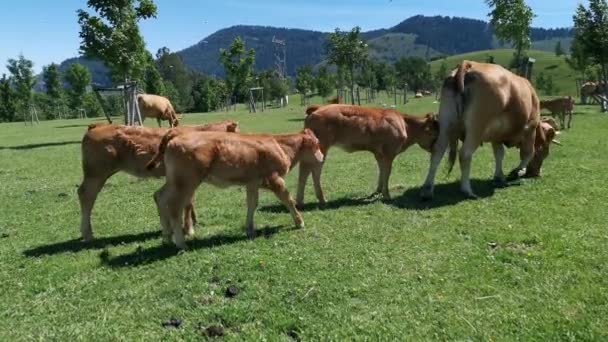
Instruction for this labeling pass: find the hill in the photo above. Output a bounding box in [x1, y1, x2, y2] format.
[429, 49, 579, 96]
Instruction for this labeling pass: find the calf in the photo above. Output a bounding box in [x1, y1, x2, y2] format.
[540, 96, 574, 129]
[420, 60, 559, 200]
[137, 94, 179, 128]
[297, 104, 438, 206]
[147, 129, 324, 249]
[78, 121, 239, 242]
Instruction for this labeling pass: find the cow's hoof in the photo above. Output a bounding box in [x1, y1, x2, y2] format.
[463, 192, 479, 200]
[419, 185, 434, 201]
[296, 221, 305, 230]
[246, 227, 256, 240]
[492, 177, 508, 188]
[506, 169, 524, 182]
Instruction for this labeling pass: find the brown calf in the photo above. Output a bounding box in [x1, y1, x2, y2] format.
[147, 129, 324, 249]
[540, 96, 574, 130]
[77, 121, 239, 242]
[297, 104, 438, 206]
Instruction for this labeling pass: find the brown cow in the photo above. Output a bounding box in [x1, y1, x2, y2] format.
[78, 120, 239, 242]
[540, 96, 574, 129]
[137, 94, 179, 128]
[147, 129, 324, 249]
[297, 104, 438, 206]
[420, 60, 560, 200]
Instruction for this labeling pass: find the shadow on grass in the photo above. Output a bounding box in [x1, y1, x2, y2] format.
[287, 118, 306, 122]
[262, 179, 501, 213]
[0, 140, 81, 150]
[101, 225, 287, 268]
[23, 231, 161, 257]
[55, 124, 93, 129]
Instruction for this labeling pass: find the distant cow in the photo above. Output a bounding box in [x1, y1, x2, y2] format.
[415, 92, 424, 98]
[420, 60, 560, 200]
[297, 104, 438, 206]
[147, 129, 324, 249]
[540, 96, 574, 129]
[137, 94, 179, 128]
[78, 120, 239, 242]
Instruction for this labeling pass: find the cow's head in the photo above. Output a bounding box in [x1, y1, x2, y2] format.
[299, 128, 324, 164]
[525, 121, 561, 177]
[418, 113, 440, 153]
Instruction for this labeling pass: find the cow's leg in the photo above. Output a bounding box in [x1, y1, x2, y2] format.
[568, 110, 573, 129]
[267, 175, 304, 230]
[420, 131, 449, 200]
[491, 142, 507, 187]
[296, 162, 312, 208]
[459, 136, 481, 198]
[78, 174, 110, 242]
[153, 184, 172, 244]
[156, 117, 162, 127]
[310, 146, 329, 205]
[245, 183, 259, 239]
[373, 153, 385, 196]
[560, 111, 566, 130]
[374, 153, 394, 200]
[508, 128, 536, 181]
[183, 201, 195, 238]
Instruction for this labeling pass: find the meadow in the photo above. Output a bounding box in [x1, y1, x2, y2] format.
[1, 95, 607, 340]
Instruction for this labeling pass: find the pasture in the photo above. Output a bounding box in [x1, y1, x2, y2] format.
[1, 96, 607, 340]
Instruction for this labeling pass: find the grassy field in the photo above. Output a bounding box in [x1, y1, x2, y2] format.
[430, 49, 579, 96]
[1, 95, 607, 340]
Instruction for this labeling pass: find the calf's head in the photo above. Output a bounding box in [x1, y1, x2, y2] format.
[525, 122, 560, 177]
[417, 113, 440, 152]
[298, 128, 324, 164]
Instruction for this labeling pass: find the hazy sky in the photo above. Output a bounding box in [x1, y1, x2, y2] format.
[0, 0, 581, 75]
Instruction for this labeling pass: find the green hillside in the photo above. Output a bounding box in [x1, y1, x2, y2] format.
[368, 33, 441, 63]
[430, 49, 579, 96]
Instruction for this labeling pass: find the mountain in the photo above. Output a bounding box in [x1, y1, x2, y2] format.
[51, 15, 574, 86]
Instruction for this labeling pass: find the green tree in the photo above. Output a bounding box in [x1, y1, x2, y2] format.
[573, 0, 608, 110]
[0, 74, 17, 122]
[219, 37, 256, 104]
[156, 47, 194, 111]
[7, 55, 36, 121]
[295, 65, 314, 105]
[144, 54, 164, 95]
[567, 37, 595, 80]
[555, 40, 565, 56]
[434, 59, 449, 90]
[64, 63, 92, 112]
[315, 66, 334, 100]
[42, 63, 64, 119]
[327, 27, 368, 105]
[394, 57, 433, 92]
[486, 0, 535, 68]
[77, 0, 157, 83]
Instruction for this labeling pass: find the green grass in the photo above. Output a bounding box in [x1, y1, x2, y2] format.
[1, 96, 608, 340]
[430, 49, 579, 96]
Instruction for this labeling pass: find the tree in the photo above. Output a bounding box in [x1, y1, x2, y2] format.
[42, 63, 64, 119]
[156, 47, 194, 111]
[295, 65, 314, 105]
[486, 0, 535, 68]
[434, 59, 449, 90]
[555, 40, 565, 56]
[573, 0, 608, 110]
[77, 0, 157, 83]
[315, 66, 334, 100]
[394, 57, 433, 92]
[567, 37, 596, 81]
[143, 53, 164, 95]
[7, 55, 36, 121]
[219, 37, 256, 104]
[0, 74, 17, 122]
[327, 27, 368, 105]
[64, 63, 92, 112]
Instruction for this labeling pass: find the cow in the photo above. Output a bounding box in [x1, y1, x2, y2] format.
[77, 120, 239, 242]
[419, 60, 560, 200]
[137, 94, 179, 128]
[540, 96, 574, 129]
[297, 104, 438, 206]
[146, 128, 324, 249]
[415, 92, 424, 98]
[580, 82, 597, 105]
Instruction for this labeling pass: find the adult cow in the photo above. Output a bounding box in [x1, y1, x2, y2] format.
[540, 96, 574, 130]
[420, 60, 559, 200]
[147, 129, 324, 249]
[78, 121, 239, 242]
[137, 93, 179, 127]
[297, 104, 438, 206]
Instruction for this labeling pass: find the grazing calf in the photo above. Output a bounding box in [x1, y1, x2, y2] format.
[297, 104, 438, 206]
[78, 121, 239, 242]
[137, 94, 179, 127]
[420, 60, 559, 200]
[540, 96, 574, 129]
[147, 129, 324, 249]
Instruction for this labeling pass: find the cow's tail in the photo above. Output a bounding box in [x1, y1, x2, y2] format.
[446, 134, 459, 176]
[146, 130, 179, 171]
[445, 61, 471, 176]
[306, 105, 321, 116]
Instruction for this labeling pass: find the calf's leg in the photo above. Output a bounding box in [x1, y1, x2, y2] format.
[310, 146, 329, 205]
[245, 184, 260, 239]
[267, 175, 304, 230]
[153, 184, 172, 245]
[568, 110, 573, 129]
[156, 117, 162, 127]
[78, 174, 110, 242]
[374, 153, 395, 200]
[296, 162, 312, 207]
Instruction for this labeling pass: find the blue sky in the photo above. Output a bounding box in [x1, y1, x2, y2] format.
[0, 0, 580, 75]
